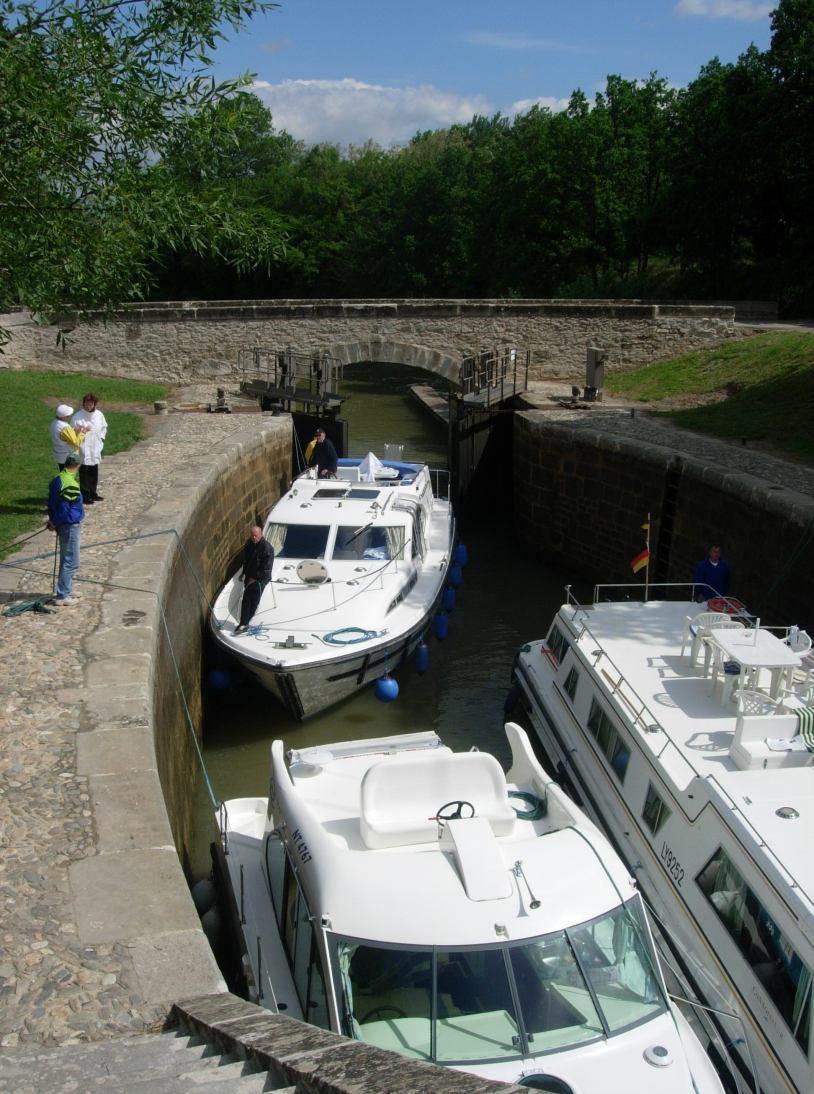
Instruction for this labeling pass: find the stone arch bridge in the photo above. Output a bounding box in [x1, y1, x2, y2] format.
[3, 299, 735, 385]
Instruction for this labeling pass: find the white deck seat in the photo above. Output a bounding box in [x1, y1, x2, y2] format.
[730, 691, 814, 770]
[360, 750, 516, 849]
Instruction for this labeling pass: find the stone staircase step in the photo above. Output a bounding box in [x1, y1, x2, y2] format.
[0, 1030, 280, 1093]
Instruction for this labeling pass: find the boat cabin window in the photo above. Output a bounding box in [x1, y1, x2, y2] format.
[267, 522, 330, 559]
[586, 700, 630, 783]
[280, 856, 330, 1029]
[563, 666, 579, 702]
[546, 625, 569, 666]
[347, 489, 380, 500]
[313, 488, 349, 499]
[332, 899, 665, 1065]
[641, 784, 670, 836]
[266, 833, 286, 931]
[411, 509, 426, 559]
[332, 525, 403, 562]
[697, 848, 812, 1056]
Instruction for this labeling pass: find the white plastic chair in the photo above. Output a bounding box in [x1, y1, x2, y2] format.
[778, 669, 814, 713]
[706, 622, 749, 704]
[784, 628, 812, 655]
[680, 611, 730, 668]
[737, 688, 781, 718]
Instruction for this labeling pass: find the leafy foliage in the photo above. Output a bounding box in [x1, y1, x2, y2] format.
[0, 0, 285, 327]
[608, 332, 814, 463]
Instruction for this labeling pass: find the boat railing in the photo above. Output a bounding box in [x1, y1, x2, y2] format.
[428, 466, 450, 500]
[592, 580, 702, 604]
[563, 586, 807, 901]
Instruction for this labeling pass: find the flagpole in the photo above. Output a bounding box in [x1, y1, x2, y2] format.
[644, 511, 651, 602]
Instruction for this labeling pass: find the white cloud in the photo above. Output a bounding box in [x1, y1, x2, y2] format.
[464, 30, 586, 52]
[251, 77, 491, 146]
[673, 1, 773, 19]
[510, 96, 570, 116]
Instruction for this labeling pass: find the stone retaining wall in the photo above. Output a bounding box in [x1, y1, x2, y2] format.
[1, 299, 735, 384]
[514, 412, 814, 631]
[110, 422, 291, 864]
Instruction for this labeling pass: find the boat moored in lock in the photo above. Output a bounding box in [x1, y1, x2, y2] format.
[209, 452, 454, 719]
[512, 584, 813, 1094]
[215, 721, 724, 1091]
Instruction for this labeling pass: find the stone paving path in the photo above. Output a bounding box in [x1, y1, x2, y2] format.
[0, 404, 268, 1048]
[523, 381, 814, 500]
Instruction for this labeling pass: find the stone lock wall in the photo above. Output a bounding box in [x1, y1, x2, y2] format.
[514, 412, 814, 632]
[1, 299, 735, 385]
[148, 429, 291, 864]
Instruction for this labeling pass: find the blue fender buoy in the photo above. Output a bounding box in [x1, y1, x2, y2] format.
[209, 668, 231, 691]
[449, 564, 463, 588]
[454, 543, 469, 567]
[415, 641, 429, 675]
[435, 613, 449, 641]
[191, 878, 217, 915]
[443, 586, 456, 612]
[374, 674, 400, 703]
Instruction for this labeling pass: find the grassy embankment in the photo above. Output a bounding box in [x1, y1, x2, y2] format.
[1, 370, 167, 559]
[608, 331, 814, 465]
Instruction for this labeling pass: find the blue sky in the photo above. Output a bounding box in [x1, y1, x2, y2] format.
[213, 0, 775, 146]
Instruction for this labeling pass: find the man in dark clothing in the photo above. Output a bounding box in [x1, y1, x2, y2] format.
[692, 544, 732, 601]
[309, 427, 338, 478]
[234, 524, 274, 634]
[47, 453, 85, 605]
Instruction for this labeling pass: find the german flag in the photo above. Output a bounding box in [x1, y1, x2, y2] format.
[630, 548, 649, 574]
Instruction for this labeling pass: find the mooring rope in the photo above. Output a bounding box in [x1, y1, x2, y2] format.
[1, 531, 220, 809]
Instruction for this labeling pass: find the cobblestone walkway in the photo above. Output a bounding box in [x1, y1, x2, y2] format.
[523, 382, 814, 499]
[0, 405, 267, 1047]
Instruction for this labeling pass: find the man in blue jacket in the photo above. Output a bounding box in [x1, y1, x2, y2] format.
[692, 544, 731, 602]
[47, 453, 85, 605]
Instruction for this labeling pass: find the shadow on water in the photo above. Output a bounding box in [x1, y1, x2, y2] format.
[190, 361, 582, 876]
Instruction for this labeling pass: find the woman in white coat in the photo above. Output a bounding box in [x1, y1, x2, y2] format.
[71, 394, 108, 504]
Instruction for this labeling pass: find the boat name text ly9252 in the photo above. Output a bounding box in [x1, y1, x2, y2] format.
[660, 840, 684, 887]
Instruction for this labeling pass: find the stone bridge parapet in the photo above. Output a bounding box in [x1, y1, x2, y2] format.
[2, 298, 735, 384]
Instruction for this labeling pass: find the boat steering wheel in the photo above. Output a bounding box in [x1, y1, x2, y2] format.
[434, 800, 475, 825]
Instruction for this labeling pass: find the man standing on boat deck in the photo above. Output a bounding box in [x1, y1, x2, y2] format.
[310, 427, 338, 478]
[692, 544, 731, 601]
[234, 524, 274, 635]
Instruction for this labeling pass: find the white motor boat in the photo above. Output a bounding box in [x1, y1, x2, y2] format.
[512, 585, 813, 1094]
[215, 721, 723, 1092]
[210, 453, 454, 719]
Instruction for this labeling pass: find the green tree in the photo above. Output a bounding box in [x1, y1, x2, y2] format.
[0, 0, 285, 330]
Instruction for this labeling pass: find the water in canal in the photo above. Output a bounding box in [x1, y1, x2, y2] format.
[191, 362, 575, 877]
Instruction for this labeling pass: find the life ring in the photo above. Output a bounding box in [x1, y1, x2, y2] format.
[708, 597, 745, 614]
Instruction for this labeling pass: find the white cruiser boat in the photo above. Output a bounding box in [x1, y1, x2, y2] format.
[210, 453, 454, 719]
[215, 721, 723, 1092]
[512, 586, 813, 1094]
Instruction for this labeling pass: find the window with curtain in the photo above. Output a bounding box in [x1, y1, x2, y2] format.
[697, 847, 812, 1055]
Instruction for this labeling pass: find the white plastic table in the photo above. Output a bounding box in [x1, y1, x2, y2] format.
[709, 627, 802, 698]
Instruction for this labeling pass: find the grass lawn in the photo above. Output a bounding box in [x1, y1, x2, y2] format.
[608, 331, 814, 464]
[1, 370, 167, 559]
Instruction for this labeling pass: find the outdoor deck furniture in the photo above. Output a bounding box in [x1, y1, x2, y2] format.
[680, 611, 730, 669]
[708, 626, 803, 699]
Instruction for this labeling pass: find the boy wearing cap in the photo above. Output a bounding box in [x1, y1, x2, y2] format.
[51, 404, 90, 470]
[47, 455, 85, 605]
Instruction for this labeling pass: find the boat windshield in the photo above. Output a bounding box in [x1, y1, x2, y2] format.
[266, 523, 330, 559]
[332, 525, 404, 562]
[333, 899, 664, 1064]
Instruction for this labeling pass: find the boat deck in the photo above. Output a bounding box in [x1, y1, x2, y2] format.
[555, 599, 814, 919]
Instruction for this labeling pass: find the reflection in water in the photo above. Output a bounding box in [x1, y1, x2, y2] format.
[190, 362, 573, 876]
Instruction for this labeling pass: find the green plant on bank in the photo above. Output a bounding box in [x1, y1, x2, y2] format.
[608, 331, 814, 464]
[0, 371, 167, 560]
